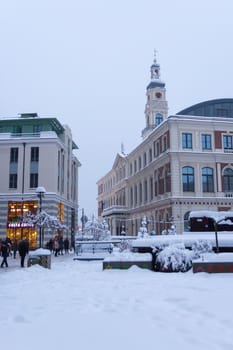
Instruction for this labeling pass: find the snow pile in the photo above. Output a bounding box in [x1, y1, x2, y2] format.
[29, 248, 51, 256]
[104, 251, 152, 262]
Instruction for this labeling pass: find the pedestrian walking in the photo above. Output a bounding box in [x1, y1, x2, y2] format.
[58, 235, 64, 255]
[0, 239, 10, 268]
[6, 237, 12, 256]
[54, 237, 59, 257]
[13, 239, 18, 259]
[64, 237, 69, 253]
[18, 239, 29, 268]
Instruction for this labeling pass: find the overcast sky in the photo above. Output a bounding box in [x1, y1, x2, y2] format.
[0, 0, 233, 218]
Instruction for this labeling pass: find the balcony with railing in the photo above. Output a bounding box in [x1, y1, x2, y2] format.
[103, 205, 128, 216]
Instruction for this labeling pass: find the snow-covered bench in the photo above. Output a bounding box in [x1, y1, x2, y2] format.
[103, 252, 153, 270]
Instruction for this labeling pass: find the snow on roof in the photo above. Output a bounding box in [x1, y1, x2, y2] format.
[189, 210, 233, 222]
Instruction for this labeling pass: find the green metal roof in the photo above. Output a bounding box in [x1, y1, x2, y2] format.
[0, 115, 65, 135]
[177, 98, 233, 118]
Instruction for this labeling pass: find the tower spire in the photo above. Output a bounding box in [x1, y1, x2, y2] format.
[141, 51, 168, 139]
[150, 49, 160, 80]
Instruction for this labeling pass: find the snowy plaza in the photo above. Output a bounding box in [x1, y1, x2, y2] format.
[1, 251, 233, 350]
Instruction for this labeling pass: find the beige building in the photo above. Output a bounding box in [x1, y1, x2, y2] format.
[0, 113, 81, 248]
[97, 55, 233, 235]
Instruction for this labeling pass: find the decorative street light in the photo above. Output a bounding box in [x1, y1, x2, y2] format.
[214, 216, 229, 254]
[35, 186, 46, 248]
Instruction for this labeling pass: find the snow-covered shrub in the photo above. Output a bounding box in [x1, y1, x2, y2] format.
[118, 239, 132, 252]
[161, 228, 175, 235]
[155, 243, 193, 272]
[191, 240, 213, 259]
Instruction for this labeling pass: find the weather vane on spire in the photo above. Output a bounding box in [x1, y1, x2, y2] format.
[153, 49, 157, 63]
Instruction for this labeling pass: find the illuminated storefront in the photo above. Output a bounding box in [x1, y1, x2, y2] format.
[7, 201, 38, 249]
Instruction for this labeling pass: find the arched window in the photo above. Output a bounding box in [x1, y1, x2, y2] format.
[182, 166, 194, 192]
[202, 167, 214, 192]
[155, 113, 163, 126]
[223, 168, 233, 192]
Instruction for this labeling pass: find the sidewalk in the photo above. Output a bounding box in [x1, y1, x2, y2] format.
[0, 250, 75, 273]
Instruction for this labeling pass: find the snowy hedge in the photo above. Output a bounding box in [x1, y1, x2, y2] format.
[153, 240, 213, 272]
[154, 243, 193, 272]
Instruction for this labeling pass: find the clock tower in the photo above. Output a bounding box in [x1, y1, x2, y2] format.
[142, 52, 168, 139]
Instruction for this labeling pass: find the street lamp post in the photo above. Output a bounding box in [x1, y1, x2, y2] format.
[36, 186, 46, 248]
[214, 216, 229, 254]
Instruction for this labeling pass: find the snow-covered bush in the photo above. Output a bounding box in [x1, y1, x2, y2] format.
[191, 240, 213, 259]
[161, 228, 175, 235]
[118, 239, 132, 252]
[155, 243, 193, 272]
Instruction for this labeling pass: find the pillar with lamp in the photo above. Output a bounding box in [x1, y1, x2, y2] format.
[35, 186, 46, 248]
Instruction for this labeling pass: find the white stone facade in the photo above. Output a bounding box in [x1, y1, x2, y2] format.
[97, 57, 233, 235]
[0, 114, 80, 247]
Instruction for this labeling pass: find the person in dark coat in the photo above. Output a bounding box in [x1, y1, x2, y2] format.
[64, 237, 69, 253]
[18, 239, 29, 268]
[0, 239, 10, 268]
[13, 239, 18, 259]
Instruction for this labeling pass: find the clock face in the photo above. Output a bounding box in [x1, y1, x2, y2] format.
[156, 92, 162, 98]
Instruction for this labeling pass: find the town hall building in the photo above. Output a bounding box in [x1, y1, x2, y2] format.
[97, 54, 233, 235]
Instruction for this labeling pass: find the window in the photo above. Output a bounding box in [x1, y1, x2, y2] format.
[223, 135, 233, 151]
[149, 148, 152, 162]
[143, 152, 147, 167]
[138, 156, 142, 170]
[31, 147, 39, 162]
[134, 160, 137, 173]
[150, 177, 153, 200]
[30, 173, 38, 188]
[9, 148, 18, 188]
[134, 185, 137, 206]
[154, 170, 158, 196]
[163, 136, 167, 152]
[155, 113, 163, 126]
[182, 133, 192, 149]
[144, 180, 148, 202]
[130, 187, 133, 206]
[130, 163, 133, 175]
[164, 169, 170, 193]
[182, 166, 194, 192]
[156, 142, 160, 156]
[153, 141, 156, 157]
[9, 174, 17, 189]
[10, 148, 18, 163]
[223, 168, 233, 192]
[33, 125, 42, 134]
[202, 134, 212, 150]
[202, 167, 214, 192]
[12, 125, 22, 134]
[139, 183, 142, 203]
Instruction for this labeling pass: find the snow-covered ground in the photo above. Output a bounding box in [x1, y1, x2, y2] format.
[1, 252, 233, 350]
